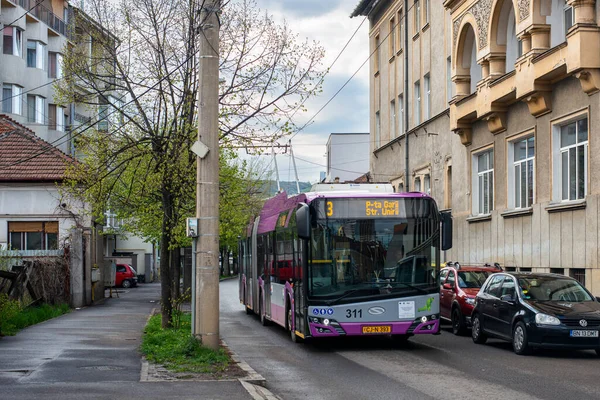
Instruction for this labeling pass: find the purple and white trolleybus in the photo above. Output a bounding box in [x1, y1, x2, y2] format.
[239, 184, 452, 342]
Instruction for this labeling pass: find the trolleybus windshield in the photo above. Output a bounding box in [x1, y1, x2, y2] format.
[308, 197, 439, 303]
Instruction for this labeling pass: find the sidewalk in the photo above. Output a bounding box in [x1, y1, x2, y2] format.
[0, 282, 266, 400]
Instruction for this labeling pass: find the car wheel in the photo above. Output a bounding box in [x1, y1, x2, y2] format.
[121, 279, 132, 289]
[512, 321, 532, 355]
[471, 314, 487, 344]
[452, 307, 467, 336]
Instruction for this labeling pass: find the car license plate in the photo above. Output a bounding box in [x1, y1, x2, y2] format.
[362, 325, 391, 334]
[570, 330, 599, 338]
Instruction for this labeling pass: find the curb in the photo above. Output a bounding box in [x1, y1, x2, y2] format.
[221, 339, 266, 386]
[240, 381, 282, 400]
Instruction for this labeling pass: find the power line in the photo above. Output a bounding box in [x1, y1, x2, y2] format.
[288, 0, 419, 143]
[3, 0, 45, 29]
[0, 45, 204, 170]
[264, 14, 368, 144]
[1, 5, 214, 168]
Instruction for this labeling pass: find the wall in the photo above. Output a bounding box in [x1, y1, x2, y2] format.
[326, 133, 370, 182]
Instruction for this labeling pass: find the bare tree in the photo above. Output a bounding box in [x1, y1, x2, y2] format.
[57, 0, 325, 328]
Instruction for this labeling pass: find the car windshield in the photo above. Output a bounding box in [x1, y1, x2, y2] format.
[518, 277, 593, 302]
[457, 271, 489, 289]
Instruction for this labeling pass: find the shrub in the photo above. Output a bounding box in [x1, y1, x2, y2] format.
[0, 294, 21, 336]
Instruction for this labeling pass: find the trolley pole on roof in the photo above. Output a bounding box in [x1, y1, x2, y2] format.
[289, 141, 301, 194]
[195, 0, 220, 351]
[272, 143, 281, 192]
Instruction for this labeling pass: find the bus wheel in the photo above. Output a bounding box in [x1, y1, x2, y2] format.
[245, 305, 252, 315]
[260, 299, 269, 326]
[288, 308, 301, 343]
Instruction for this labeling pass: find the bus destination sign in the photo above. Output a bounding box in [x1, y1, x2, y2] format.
[321, 198, 401, 219]
[365, 200, 399, 216]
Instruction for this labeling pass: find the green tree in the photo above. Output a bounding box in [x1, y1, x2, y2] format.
[57, 0, 325, 328]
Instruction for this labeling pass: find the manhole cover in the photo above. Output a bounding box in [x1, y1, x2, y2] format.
[79, 366, 125, 371]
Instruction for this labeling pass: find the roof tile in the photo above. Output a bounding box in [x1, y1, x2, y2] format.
[0, 115, 77, 182]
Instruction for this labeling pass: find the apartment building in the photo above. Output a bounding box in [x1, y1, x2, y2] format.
[354, 0, 600, 294]
[351, 0, 460, 209]
[0, 0, 118, 155]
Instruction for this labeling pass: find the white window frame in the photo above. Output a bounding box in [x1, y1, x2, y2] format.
[27, 40, 46, 70]
[27, 95, 46, 124]
[414, 166, 431, 195]
[446, 57, 453, 102]
[3, 84, 23, 115]
[398, 94, 404, 136]
[397, 9, 403, 52]
[3, 27, 22, 57]
[375, 34, 381, 73]
[57, 106, 65, 132]
[552, 114, 588, 202]
[564, 5, 574, 35]
[424, 74, 431, 120]
[390, 99, 396, 139]
[375, 111, 381, 148]
[414, 0, 421, 34]
[472, 148, 494, 215]
[389, 17, 396, 56]
[507, 134, 535, 209]
[414, 80, 421, 125]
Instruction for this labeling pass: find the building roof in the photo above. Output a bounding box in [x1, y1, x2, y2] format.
[0, 115, 76, 182]
[350, 0, 373, 18]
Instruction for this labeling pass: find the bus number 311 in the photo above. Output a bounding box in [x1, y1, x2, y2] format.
[346, 309, 362, 318]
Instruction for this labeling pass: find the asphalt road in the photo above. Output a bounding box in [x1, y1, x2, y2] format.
[220, 279, 600, 400]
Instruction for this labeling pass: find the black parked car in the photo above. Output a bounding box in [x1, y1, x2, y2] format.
[471, 272, 600, 355]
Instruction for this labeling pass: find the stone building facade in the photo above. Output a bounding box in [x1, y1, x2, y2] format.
[354, 0, 600, 294]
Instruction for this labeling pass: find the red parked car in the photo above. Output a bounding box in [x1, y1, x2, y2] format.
[115, 264, 138, 288]
[440, 262, 502, 335]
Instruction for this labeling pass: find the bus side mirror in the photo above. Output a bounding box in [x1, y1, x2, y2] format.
[297, 203, 310, 240]
[441, 211, 452, 251]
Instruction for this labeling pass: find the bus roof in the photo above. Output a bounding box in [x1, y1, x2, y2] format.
[254, 190, 431, 235]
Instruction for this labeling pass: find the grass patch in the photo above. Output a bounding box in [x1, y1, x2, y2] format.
[0, 300, 70, 336]
[140, 313, 230, 374]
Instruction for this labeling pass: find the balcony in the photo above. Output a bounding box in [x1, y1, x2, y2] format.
[6, 0, 68, 36]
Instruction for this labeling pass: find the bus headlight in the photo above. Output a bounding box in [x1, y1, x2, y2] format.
[421, 316, 428, 323]
[323, 319, 330, 326]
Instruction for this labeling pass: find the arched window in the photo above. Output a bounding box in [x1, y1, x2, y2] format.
[494, 0, 519, 73]
[461, 24, 481, 93]
[547, 0, 571, 47]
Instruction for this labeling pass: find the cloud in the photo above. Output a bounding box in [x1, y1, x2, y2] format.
[255, 0, 346, 18]
[241, 0, 371, 183]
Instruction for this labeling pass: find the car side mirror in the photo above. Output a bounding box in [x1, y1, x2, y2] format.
[501, 294, 515, 303]
[596, 296, 600, 302]
[443, 283, 453, 290]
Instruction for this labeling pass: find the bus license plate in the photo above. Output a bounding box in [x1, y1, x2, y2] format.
[570, 330, 599, 337]
[362, 326, 391, 334]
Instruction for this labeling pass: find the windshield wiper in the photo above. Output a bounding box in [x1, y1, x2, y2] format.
[325, 288, 378, 306]
[382, 282, 431, 295]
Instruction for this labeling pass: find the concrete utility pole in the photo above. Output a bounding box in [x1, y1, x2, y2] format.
[195, 0, 220, 351]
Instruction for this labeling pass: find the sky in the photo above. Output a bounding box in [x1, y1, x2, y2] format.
[250, 0, 370, 184]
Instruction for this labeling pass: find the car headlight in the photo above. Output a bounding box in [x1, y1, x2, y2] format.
[535, 313, 560, 326]
[465, 298, 475, 305]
